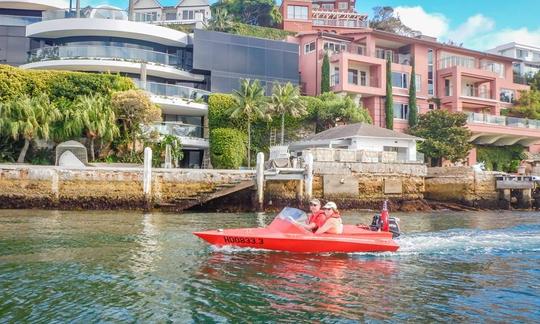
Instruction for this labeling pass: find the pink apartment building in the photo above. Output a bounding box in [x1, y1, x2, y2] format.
[291, 30, 539, 164]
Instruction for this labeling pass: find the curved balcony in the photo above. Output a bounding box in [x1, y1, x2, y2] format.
[0, 0, 65, 11]
[22, 45, 204, 82]
[147, 122, 208, 149]
[28, 45, 184, 68]
[134, 81, 210, 115]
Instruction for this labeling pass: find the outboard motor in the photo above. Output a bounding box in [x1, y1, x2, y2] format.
[369, 201, 401, 238]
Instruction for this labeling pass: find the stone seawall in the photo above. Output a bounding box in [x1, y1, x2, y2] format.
[0, 165, 255, 210]
[265, 162, 429, 211]
[425, 167, 499, 207]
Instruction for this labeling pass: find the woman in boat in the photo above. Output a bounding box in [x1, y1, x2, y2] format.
[303, 198, 326, 232]
[315, 201, 343, 234]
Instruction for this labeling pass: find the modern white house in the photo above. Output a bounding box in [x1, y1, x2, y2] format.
[132, 0, 211, 28]
[488, 42, 540, 80]
[288, 123, 423, 163]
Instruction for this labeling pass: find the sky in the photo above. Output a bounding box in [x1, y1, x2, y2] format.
[75, 0, 540, 51]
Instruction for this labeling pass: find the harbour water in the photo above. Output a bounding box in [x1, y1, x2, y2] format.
[0, 209, 539, 322]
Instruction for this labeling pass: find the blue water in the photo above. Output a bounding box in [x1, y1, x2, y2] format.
[0, 209, 539, 322]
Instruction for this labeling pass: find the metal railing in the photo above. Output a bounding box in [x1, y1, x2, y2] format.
[438, 56, 476, 69]
[467, 112, 540, 129]
[28, 45, 186, 69]
[134, 80, 210, 102]
[148, 122, 204, 138]
[0, 14, 42, 26]
[312, 18, 368, 28]
[347, 75, 379, 87]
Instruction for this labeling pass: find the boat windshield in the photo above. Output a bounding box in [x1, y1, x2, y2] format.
[275, 207, 308, 224]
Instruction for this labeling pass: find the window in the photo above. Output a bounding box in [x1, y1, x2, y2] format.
[312, 4, 320, 8]
[348, 69, 358, 84]
[444, 79, 452, 96]
[287, 5, 308, 20]
[427, 48, 434, 95]
[165, 12, 176, 20]
[322, 3, 334, 9]
[338, 2, 348, 10]
[135, 12, 157, 22]
[428, 103, 435, 110]
[304, 42, 315, 54]
[500, 89, 515, 103]
[182, 10, 194, 20]
[393, 103, 409, 120]
[517, 49, 528, 58]
[323, 41, 346, 53]
[360, 71, 367, 86]
[391, 72, 408, 88]
[415, 74, 421, 92]
[332, 67, 340, 85]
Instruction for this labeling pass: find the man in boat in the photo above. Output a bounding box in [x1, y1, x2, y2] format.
[315, 201, 343, 234]
[303, 198, 326, 232]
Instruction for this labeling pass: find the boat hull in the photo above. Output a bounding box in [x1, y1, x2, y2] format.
[193, 227, 399, 253]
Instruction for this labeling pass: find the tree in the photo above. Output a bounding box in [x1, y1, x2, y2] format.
[307, 92, 372, 132]
[409, 110, 473, 166]
[0, 94, 61, 163]
[111, 90, 161, 156]
[408, 60, 418, 127]
[369, 6, 420, 37]
[507, 90, 540, 119]
[207, 7, 233, 32]
[526, 71, 540, 91]
[74, 94, 119, 161]
[212, 0, 281, 27]
[268, 82, 307, 145]
[228, 79, 268, 167]
[321, 52, 330, 94]
[385, 56, 394, 129]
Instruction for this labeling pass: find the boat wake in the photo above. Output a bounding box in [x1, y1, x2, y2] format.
[392, 223, 540, 256]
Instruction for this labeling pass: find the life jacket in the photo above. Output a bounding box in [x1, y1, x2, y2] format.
[308, 210, 326, 229]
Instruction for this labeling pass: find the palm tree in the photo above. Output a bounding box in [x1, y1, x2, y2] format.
[74, 94, 119, 161]
[207, 8, 233, 32]
[269, 82, 307, 145]
[1, 94, 61, 163]
[228, 79, 267, 168]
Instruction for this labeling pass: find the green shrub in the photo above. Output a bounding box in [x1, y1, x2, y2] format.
[229, 22, 294, 40]
[208, 93, 247, 130]
[0, 65, 134, 102]
[477, 145, 526, 172]
[210, 128, 247, 169]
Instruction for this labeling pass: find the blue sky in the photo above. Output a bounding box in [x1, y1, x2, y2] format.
[79, 0, 540, 50]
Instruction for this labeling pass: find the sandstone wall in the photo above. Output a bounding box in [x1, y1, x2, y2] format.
[425, 167, 499, 207]
[0, 165, 254, 210]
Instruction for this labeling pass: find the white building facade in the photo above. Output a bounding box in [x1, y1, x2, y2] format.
[489, 42, 540, 80]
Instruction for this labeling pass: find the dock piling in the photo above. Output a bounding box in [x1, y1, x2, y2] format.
[256, 152, 265, 211]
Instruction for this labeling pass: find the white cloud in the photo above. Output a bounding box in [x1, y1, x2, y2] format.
[446, 14, 495, 45]
[394, 6, 449, 39]
[393, 6, 540, 51]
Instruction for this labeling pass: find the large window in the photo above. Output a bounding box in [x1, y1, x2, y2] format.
[338, 2, 348, 10]
[348, 69, 358, 84]
[392, 72, 408, 88]
[287, 5, 308, 20]
[322, 3, 334, 9]
[135, 12, 157, 22]
[323, 41, 346, 53]
[415, 74, 421, 92]
[393, 103, 409, 120]
[517, 49, 528, 58]
[427, 48, 434, 95]
[500, 89, 515, 103]
[182, 10, 194, 20]
[304, 41, 315, 54]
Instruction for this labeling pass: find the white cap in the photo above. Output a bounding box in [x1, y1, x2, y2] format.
[323, 201, 337, 210]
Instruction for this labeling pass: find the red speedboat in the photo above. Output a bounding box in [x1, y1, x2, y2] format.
[193, 207, 400, 253]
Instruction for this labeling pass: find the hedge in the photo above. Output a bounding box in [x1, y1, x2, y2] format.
[476, 145, 526, 172]
[208, 93, 247, 130]
[229, 23, 295, 40]
[210, 128, 247, 169]
[0, 65, 134, 102]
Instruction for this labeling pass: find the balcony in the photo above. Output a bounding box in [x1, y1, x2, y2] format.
[467, 113, 540, 129]
[375, 49, 411, 66]
[147, 122, 209, 149]
[461, 87, 491, 99]
[0, 14, 41, 26]
[438, 56, 505, 77]
[135, 81, 210, 102]
[28, 45, 187, 70]
[311, 9, 368, 29]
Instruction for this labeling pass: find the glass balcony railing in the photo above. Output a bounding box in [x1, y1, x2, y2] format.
[438, 56, 476, 69]
[149, 122, 204, 138]
[28, 45, 186, 69]
[0, 14, 42, 26]
[461, 87, 491, 99]
[134, 80, 210, 103]
[467, 112, 540, 129]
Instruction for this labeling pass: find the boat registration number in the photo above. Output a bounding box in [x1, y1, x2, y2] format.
[223, 236, 264, 244]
